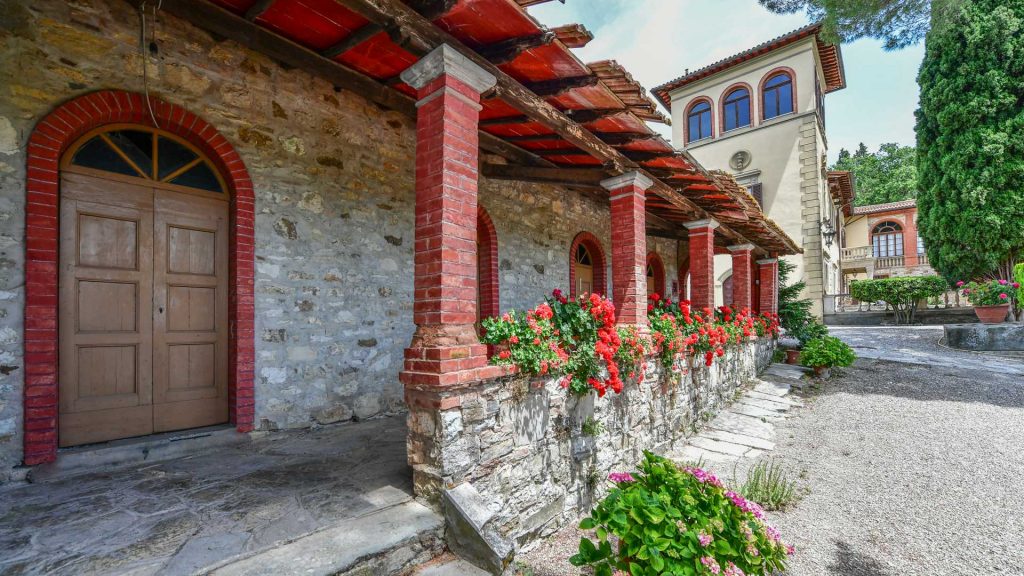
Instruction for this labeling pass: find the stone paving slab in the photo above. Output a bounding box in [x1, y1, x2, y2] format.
[746, 389, 803, 406]
[753, 379, 791, 397]
[208, 501, 442, 576]
[701, 429, 776, 451]
[708, 411, 776, 440]
[727, 403, 787, 421]
[736, 396, 791, 412]
[0, 417, 417, 576]
[689, 436, 753, 457]
[418, 558, 491, 576]
[763, 364, 811, 381]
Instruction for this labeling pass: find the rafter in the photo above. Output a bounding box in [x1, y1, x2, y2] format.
[245, 0, 275, 20]
[405, 0, 458, 21]
[481, 164, 608, 187]
[321, 24, 385, 58]
[477, 31, 555, 65]
[521, 74, 599, 97]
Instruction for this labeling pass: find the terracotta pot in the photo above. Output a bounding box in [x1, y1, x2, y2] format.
[785, 349, 800, 364]
[812, 365, 831, 379]
[974, 304, 1009, 324]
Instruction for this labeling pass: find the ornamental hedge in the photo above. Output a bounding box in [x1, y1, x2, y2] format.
[849, 276, 948, 324]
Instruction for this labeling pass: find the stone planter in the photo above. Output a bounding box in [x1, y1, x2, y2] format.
[974, 304, 1009, 324]
[812, 365, 831, 379]
[785, 349, 801, 364]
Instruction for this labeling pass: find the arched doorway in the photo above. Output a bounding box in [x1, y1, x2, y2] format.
[23, 91, 255, 464]
[569, 232, 607, 298]
[722, 273, 734, 307]
[646, 252, 666, 298]
[477, 206, 499, 321]
[58, 126, 230, 446]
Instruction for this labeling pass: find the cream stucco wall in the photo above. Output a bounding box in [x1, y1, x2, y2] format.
[665, 36, 841, 315]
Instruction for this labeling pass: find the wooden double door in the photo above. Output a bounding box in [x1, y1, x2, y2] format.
[59, 172, 229, 446]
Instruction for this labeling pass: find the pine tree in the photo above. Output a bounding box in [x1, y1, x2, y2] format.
[915, 0, 1024, 282]
[776, 259, 812, 333]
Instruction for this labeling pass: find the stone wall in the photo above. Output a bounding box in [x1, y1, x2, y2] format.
[405, 338, 776, 572]
[0, 1, 677, 478]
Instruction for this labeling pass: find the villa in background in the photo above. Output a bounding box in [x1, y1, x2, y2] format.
[653, 24, 849, 317]
[840, 198, 937, 290]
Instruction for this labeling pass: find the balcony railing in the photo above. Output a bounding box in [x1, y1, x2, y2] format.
[875, 255, 905, 269]
[841, 246, 871, 261]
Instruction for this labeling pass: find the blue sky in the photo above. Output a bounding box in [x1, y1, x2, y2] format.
[529, 0, 924, 163]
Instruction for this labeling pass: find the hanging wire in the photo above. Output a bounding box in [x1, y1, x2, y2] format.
[138, 1, 161, 128]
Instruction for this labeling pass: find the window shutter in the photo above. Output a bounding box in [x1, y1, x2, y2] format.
[749, 183, 763, 208]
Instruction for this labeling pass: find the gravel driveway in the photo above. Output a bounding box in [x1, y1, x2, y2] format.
[518, 327, 1024, 575]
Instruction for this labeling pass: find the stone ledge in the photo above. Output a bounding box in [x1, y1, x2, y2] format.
[944, 323, 1024, 352]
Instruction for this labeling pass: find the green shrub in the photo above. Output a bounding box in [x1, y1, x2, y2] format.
[799, 336, 856, 369]
[1016, 263, 1024, 316]
[571, 452, 792, 576]
[790, 320, 828, 347]
[777, 259, 813, 334]
[850, 276, 948, 324]
[737, 459, 799, 511]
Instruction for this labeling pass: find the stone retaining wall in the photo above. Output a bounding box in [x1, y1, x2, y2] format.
[405, 337, 776, 572]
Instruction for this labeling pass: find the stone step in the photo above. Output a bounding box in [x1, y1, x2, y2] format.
[689, 436, 753, 457]
[736, 397, 791, 413]
[752, 379, 791, 397]
[727, 403, 786, 421]
[206, 501, 444, 576]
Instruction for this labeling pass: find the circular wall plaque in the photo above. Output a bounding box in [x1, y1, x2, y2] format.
[730, 150, 752, 170]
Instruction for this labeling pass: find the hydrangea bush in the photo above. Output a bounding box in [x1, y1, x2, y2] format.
[571, 452, 793, 576]
[958, 278, 1019, 306]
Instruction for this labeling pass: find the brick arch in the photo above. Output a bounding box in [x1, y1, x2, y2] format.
[477, 206, 499, 319]
[569, 231, 607, 298]
[718, 81, 755, 133]
[758, 66, 798, 121]
[678, 256, 689, 301]
[23, 90, 255, 465]
[684, 96, 715, 143]
[645, 252, 666, 298]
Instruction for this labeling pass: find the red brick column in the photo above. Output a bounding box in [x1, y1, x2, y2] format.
[683, 219, 720, 312]
[398, 45, 498, 388]
[727, 244, 755, 309]
[757, 258, 779, 314]
[602, 172, 654, 328]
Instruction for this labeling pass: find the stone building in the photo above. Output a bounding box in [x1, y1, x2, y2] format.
[653, 24, 850, 317]
[0, 0, 798, 571]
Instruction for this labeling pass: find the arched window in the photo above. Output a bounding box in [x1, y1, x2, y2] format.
[569, 232, 607, 298]
[762, 71, 794, 120]
[872, 221, 904, 258]
[722, 87, 751, 132]
[477, 206, 499, 321]
[686, 100, 713, 143]
[646, 252, 666, 297]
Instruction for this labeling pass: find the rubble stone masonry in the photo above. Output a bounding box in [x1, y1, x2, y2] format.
[0, 1, 678, 479]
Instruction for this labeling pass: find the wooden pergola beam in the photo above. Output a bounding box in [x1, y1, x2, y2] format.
[481, 164, 609, 187]
[245, 0, 275, 20]
[477, 31, 556, 65]
[520, 74, 599, 97]
[321, 23, 385, 58]
[503, 131, 659, 146]
[143, 0, 551, 169]
[404, 0, 458, 20]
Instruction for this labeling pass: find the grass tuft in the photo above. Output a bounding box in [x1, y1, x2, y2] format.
[737, 458, 800, 511]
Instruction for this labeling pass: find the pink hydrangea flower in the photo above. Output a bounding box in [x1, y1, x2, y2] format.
[999, 279, 1008, 285]
[700, 556, 721, 574]
[956, 280, 965, 287]
[608, 472, 635, 483]
[683, 466, 724, 488]
[1014, 282, 1021, 289]
[698, 531, 713, 547]
[1000, 293, 1009, 300]
[724, 562, 746, 576]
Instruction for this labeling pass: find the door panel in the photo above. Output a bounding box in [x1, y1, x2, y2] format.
[152, 189, 229, 433]
[59, 175, 154, 446]
[577, 264, 594, 295]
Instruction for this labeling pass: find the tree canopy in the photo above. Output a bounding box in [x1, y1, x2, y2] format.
[832, 143, 918, 206]
[915, 0, 1024, 282]
[757, 0, 962, 49]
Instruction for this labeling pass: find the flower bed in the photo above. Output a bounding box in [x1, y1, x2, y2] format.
[481, 291, 780, 399]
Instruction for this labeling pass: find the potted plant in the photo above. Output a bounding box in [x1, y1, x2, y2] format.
[799, 335, 856, 378]
[959, 279, 1016, 324]
[785, 320, 828, 364]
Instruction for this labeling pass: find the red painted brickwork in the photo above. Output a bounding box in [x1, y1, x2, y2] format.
[686, 222, 718, 312]
[401, 73, 494, 388]
[757, 259, 779, 314]
[23, 91, 255, 465]
[609, 185, 648, 326]
[729, 246, 754, 309]
[568, 231, 607, 298]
